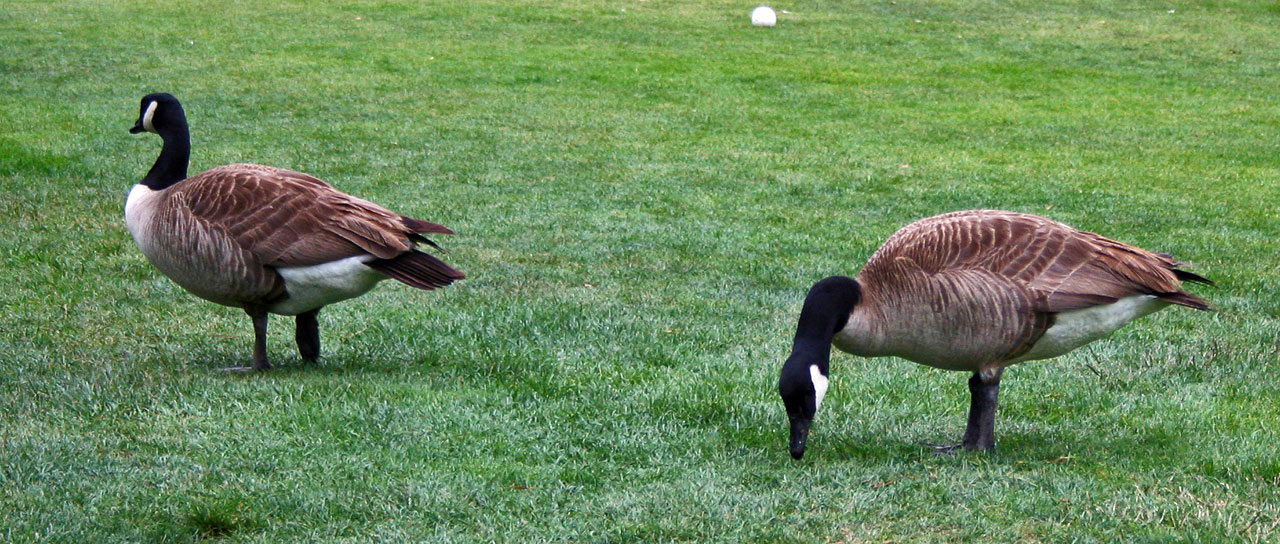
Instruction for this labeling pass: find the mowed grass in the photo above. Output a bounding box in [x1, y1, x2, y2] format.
[2, 0, 1279, 541]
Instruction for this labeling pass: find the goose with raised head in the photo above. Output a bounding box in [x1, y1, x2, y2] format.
[779, 210, 1212, 459]
[125, 93, 464, 370]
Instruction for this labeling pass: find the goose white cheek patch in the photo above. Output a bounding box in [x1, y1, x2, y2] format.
[810, 364, 829, 411]
[142, 100, 158, 133]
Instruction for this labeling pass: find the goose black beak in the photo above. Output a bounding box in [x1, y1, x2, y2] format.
[788, 417, 811, 460]
[129, 121, 145, 134]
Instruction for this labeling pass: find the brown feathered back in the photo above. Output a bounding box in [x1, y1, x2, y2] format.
[861, 210, 1210, 312]
[173, 164, 454, 266]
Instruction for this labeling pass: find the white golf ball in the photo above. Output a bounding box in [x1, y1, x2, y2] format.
[751, 5, 777, 27]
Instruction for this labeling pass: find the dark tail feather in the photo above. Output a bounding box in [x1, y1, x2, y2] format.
[402, 217, 453, 251]
[401, 216, 454, 235]
[1158, 291, 1213, 311]
[407, 233, 447, 251]
[1159, 267, 1213, 310]
[367, 250, 465, 290]
[1172, 268, 1214, 286]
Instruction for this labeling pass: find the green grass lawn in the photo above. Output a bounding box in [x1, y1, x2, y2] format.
[2, 0, 1279, 541]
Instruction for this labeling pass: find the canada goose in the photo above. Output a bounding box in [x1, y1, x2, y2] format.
[125, 93, 464, 370]
[779, 210, 1212, 459]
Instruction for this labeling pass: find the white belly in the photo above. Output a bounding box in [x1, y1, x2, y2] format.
[125, 184, 225, 301]
[1013, 295, 1170, 363]
[270, 256, 387, 315]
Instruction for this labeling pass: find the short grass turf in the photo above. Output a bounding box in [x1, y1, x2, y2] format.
[2, 0, 1279, 542]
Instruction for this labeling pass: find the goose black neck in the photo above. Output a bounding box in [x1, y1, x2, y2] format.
[142, 123, 190, 190]
[786, 276, 861, 370]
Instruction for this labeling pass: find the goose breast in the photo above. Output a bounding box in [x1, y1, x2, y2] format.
[126, 182, 284, 308]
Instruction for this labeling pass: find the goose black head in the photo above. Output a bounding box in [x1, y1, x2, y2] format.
[131, 93, 190, 189]
[130, 93, 185, 135]
[779, 275, 860, 460]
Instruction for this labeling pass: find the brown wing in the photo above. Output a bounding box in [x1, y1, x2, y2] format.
[171, 164, 450, 267]
[858, 210, 1210, 364]
[864, 210, 1209, 313]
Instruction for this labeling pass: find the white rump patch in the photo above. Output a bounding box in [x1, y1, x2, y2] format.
[272, 255, 386, 315]
[142, 100, 158, 133]
[1017, 295, 1170, 362]
[810, 364, 829, 411]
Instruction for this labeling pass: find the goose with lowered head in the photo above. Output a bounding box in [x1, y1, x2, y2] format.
[125, 93, 464, 370]
[779, 209, 1212, 459]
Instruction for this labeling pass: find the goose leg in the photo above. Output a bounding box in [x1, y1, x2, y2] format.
[248, 308, 272, 371]
[296, 308, 321, 364]
[961, 367, 1004, 451]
